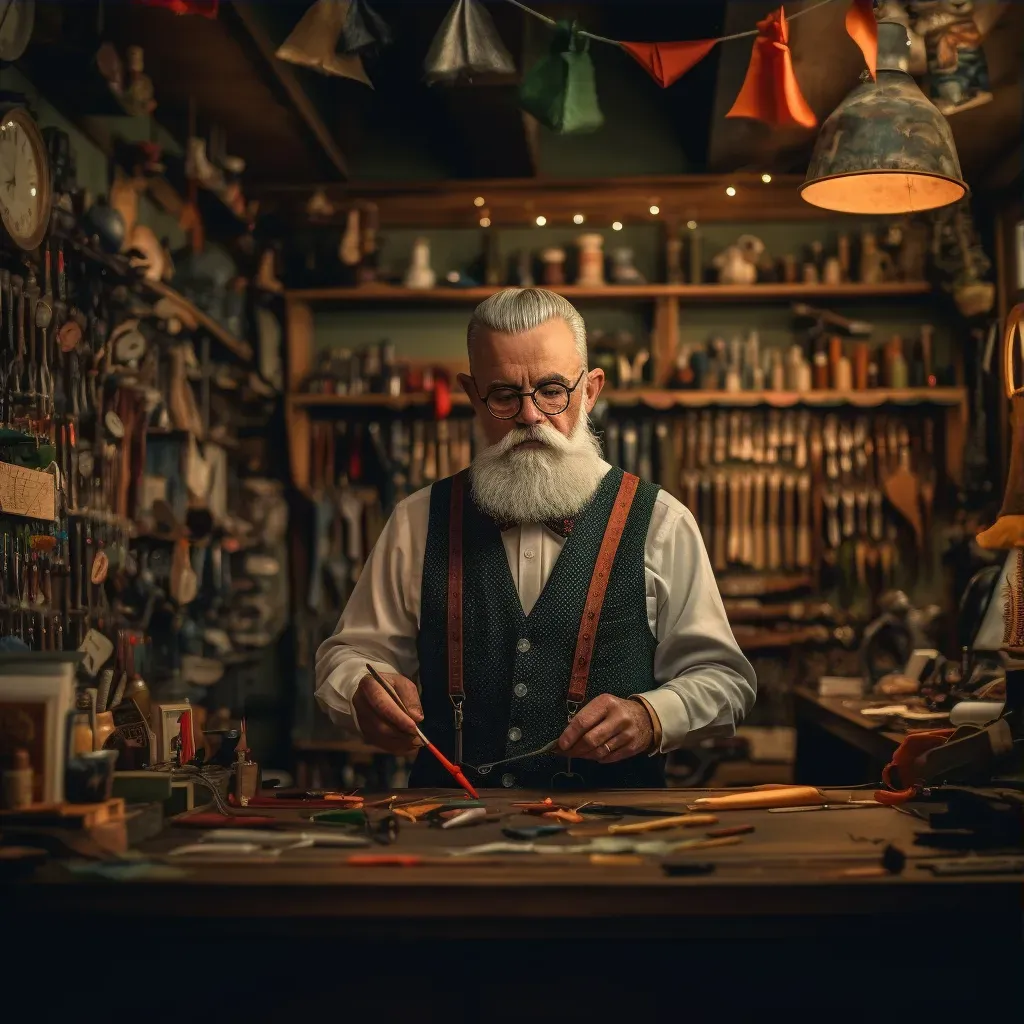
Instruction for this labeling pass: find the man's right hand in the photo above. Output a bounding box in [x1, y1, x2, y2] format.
[352, 671, 424, 755]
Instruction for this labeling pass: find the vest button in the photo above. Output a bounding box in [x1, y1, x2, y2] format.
[523, 549, 535, 560]
[516, 638, 531, 653]
[508, 727, 522, 742]
[514, 683, 528, 698]
[501, 773, 516, 788]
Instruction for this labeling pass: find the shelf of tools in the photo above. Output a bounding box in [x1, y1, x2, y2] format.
[0, 106, 289, 782]
[282, 181, 980, 788]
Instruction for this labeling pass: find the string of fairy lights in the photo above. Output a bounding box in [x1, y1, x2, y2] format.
[469, 173, 776, 231]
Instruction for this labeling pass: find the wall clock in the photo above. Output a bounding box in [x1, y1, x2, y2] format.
[0, 104, 51, 251]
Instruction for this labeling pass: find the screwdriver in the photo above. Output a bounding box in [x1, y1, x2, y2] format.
[365, 664, 479, 799]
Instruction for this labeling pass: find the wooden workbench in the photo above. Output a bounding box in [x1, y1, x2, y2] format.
[794, 685, 925, 784]
[4, 787, 1020, 1016]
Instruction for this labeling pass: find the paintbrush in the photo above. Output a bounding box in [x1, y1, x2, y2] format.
[365, 664, 479, 799]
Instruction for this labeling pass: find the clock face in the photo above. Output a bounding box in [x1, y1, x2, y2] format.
[0, 109, 49, 251]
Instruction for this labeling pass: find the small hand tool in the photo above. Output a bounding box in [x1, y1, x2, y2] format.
[769, 801, 883, 813]
[365, 663, 478, 798]
[468, 738, 561, 774]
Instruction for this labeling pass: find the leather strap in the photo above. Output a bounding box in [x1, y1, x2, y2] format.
[568, 472, 640, 707]
[447, 471, 466, 700]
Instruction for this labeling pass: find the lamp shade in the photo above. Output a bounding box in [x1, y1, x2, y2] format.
[801, 21, 967, 214]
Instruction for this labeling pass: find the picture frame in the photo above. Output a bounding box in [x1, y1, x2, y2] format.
[151, 702, 193, 763]
[0, 653, 79, 804]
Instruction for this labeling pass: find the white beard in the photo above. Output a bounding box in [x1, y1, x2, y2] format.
[469, 410, 608, 524]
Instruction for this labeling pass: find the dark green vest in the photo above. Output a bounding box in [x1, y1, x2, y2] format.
[412, 466, 665, 790]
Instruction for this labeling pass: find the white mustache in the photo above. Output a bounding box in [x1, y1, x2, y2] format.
[491, 423, 573, 457]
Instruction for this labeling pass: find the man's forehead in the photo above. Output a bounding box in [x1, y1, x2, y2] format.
[470, 318, 577, 367]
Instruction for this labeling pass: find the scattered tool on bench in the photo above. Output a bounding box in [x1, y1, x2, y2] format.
[365, 663, 479, 798]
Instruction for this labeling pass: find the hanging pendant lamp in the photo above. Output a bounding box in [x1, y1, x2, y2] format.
[801, 20, 967, 215]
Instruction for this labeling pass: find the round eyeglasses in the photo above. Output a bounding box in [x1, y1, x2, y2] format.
[478, 369, 587, 420]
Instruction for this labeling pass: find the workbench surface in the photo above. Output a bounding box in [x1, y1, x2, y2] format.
[7, 788, 1020, 1015]
[5, 788, 1020, 921]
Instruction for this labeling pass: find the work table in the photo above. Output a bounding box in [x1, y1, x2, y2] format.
[5, 788, 1020, 1015]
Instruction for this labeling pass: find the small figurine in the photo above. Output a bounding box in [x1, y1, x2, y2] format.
[713, 235, 763, 286]
[541, 247, 566, 287]
[404, 237, 436, 289]
[576, 234, 606, 287]
[611, 247, 645, 285]
[931, 199, 994, 316]
[858, 231, 894, 285]
[911, 0, 993, 115]
[514, 250, 534, 287]
[123, 45, 157, 116]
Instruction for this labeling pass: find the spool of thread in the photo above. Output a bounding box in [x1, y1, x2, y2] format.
[1, 750, 33, 809]
[772, 351, 787, 391]
[853, 342, 870, 389]
[72, 713, 94, 756]
[828, 335, 843, 385]
[833, 356, 853, 391]
[785, 345, 803, 390]
[812, 352, 829, 391]
[890, 350, 909, 389]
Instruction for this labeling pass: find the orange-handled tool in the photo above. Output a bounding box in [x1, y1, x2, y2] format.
[365, 664, 479, 799]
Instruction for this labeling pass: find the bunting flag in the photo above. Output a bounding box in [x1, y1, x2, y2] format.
[133, 0, 219, 15]
[621, 38, 718, 89]
[726, 6, 817, 129]
[845, 0, 878, 79]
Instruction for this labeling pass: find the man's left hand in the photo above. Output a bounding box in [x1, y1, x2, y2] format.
[557, 694, 654, 763]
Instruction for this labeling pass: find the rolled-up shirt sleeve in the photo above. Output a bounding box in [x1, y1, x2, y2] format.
[633, 493, 757, 752]
[314, 492, 426, 738]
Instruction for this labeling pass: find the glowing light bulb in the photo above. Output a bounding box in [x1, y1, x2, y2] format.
[649, 205, 660, 215]
[573, 213, 585, 225]
[726, 186, 737, 197]
[474, 196, 485, 207]
[612, 221, 623, 231]
[686, 220, 698, 230]
[29, 187, 36, 197]
[761, 173, 772, 184]
[479, 216, 491, 227]
[535, 215, 547, 226]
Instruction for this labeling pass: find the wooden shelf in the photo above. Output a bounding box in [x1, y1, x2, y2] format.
[288, 387, 966, 412]
[285, 282, 933, 304]
[143, 280, 254, 363]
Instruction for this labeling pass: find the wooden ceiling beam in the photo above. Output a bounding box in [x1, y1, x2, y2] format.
[249, 173, 833, 226]
[229, 1, 349, 180]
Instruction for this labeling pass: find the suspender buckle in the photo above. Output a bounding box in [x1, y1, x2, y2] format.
[566, 700, 582, 723]
[451, 696, 464, 765]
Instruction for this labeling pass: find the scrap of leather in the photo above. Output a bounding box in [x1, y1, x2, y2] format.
[689, 785, 825, 811]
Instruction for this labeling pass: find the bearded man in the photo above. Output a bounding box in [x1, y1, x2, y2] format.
[315, 288, 756, 789]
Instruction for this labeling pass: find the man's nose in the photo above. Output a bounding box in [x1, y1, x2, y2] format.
[516, 395, 546, 427]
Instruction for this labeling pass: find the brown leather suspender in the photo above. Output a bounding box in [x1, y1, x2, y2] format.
[446, 470, 641, 758]
[567, 471, 640, 716]
[448, 471, 466, 763]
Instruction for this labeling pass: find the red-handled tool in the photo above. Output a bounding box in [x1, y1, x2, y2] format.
[365, 664, 479, 799]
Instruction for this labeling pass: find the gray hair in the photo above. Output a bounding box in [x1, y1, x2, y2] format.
[467, 288, 588, 371]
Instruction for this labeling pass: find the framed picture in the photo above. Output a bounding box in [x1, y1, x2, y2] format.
[0, 653, 78, 804]
[152, 702, 192, 763]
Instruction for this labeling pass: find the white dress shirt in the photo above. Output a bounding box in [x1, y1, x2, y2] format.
[315, 463, 757, 752]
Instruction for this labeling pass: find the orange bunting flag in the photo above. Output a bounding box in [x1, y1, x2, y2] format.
[621, 39, 718, 89]
[726, 6, 817, 129]
[845, 0, 878, 79]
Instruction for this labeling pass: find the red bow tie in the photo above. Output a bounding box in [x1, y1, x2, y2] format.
[496, 517, 576, 538]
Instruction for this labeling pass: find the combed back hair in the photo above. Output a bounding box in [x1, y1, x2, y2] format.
[467, 288, 588, 372]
